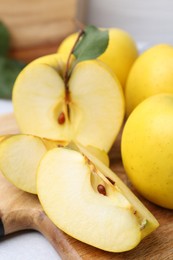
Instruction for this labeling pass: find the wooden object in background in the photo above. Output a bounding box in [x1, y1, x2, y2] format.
[0, 0, 77, 62]
[0, 114, 173, 259]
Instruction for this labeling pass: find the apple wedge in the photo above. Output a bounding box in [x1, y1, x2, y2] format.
[13, 53, 124, 152]
[0, 134, 60, 194]
[37, 146, 159, 252]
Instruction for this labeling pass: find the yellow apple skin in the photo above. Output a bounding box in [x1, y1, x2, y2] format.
[121, 94, 173, 209]
[125, 44, 173, 116]
[58, 28, 138, 88]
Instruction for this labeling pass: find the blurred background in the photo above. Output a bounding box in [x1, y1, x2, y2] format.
[1, 0, 173, 62]
[79, 0, 173, 45]
[0, 0, 173, 100]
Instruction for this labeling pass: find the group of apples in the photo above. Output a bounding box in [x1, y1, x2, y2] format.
[2, 25, 173, 252]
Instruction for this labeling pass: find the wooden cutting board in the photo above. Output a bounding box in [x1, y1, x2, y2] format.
[0, 114, 173, 259]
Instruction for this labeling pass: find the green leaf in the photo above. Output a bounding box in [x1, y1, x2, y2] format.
[73, 25, 109, 62]
[0, 21, 10, 56]
[0, 57, 25, 99]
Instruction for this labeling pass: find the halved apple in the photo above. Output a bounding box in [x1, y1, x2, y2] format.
[12, 53, 124, 152]
[37, 145, 159, 252]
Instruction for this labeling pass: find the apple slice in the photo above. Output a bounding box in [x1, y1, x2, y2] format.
[0, 134, 59, 194]
[0, 134, 109, 194]
[13, 53, 124, 152]
[76, 143, 159, 239]
[37, 146, 159, 252]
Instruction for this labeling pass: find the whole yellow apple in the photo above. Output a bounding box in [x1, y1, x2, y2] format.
[125, 44, 173, 116]
[58, 28, 138, 88]
[121, 93, 173, 209]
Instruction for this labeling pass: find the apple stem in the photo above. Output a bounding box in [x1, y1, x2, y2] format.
[62, 29, 85, 123]
[64, 29, 84, 89]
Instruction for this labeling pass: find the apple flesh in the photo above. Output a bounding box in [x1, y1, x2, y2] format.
[81, 145, 109, 167]
[0, 134, 60, 194]
[37, 145, 159, 252]
[13, 54, 125, 152]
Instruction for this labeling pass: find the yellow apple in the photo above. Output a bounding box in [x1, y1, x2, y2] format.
[125, 44, 173, 116]
[58, 28, 138, 88]
[37, 145, 159, 252]
[13, 53, 125, 152]
[121, 94, 173, 209]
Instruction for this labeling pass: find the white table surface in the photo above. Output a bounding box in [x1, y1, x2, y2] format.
[0, 100, 13, 115]
[0, 99, 61, 260]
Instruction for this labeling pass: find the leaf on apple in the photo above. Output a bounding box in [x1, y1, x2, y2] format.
[73, 25, 109, 62]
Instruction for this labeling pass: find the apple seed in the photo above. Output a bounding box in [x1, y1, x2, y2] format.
[58, 112, 66, 124]
[97, 184, 106, 196]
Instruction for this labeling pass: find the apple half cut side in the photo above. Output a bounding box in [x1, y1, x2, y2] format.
[37, 146, 159, 252]
[0, 134, 63, 194]
[13, 53, 125, 152]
